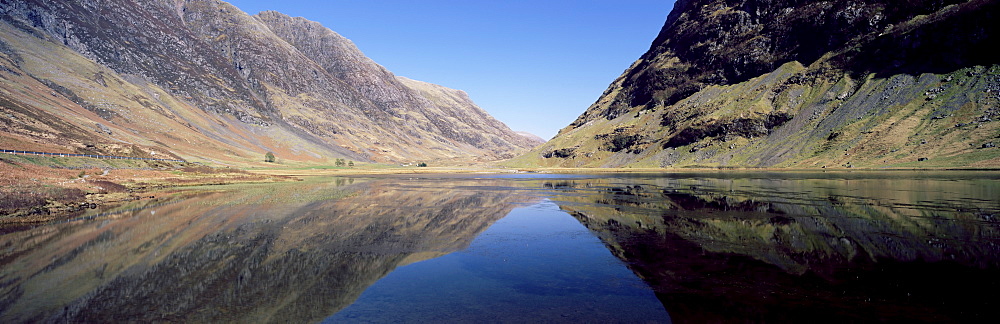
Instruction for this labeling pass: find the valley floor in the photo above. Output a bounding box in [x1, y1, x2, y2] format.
[4, 152, 998, 225]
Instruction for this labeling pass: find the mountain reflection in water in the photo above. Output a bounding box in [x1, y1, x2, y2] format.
[0, 178, 531, 322]
[542, 172, 1000, 323]
[0, 172, 998, 323]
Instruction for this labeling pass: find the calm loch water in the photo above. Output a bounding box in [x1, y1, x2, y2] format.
[2, 172, 999, 323]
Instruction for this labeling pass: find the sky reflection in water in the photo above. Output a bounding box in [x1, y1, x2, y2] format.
[327, 200, 670, 323]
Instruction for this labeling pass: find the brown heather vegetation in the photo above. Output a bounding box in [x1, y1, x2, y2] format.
[0, 154, 292, 224]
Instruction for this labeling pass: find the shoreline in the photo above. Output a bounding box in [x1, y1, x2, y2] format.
[246, 166, 1000, 177]
[4, 159, 999, 226]
[0, 154, 298, 225]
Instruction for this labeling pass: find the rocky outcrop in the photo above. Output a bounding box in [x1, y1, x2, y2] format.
[511, 0, 1000, 168]
[0, 0, 539, 164]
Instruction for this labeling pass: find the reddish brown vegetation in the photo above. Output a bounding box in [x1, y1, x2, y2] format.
[0, 155, 291, 223]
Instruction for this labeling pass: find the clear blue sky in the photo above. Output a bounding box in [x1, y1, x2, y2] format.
[224, 0, 676, 140]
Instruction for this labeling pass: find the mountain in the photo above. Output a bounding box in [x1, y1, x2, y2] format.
[0, 0, 540, 165]
[515, 131, 547, 144]
[509, 0, 1000, 168]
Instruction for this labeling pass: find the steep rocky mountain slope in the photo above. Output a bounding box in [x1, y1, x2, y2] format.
[0, 0, 540, 165]
[510, 0, 1000, 168]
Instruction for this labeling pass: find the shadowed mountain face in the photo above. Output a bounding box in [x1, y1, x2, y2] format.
[0, 0, 540, 164]
[513, 0, 1000, 168]
[542, 173, 1000, 322]
[0, 178, 531, 323]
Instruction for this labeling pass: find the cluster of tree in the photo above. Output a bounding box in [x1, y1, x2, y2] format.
[264, 152, 356, 168]
[417, 162, 428, 167]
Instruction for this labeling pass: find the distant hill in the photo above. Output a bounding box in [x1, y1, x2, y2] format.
[509, 0, 1000, 168]
[0, 0, 541, 165]
[515, 131, 547, 144]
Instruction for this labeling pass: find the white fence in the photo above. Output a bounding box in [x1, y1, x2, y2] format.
[1, 149, 185, 163]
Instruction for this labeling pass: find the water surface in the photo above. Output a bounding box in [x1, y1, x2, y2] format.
[1, 171, 998, 322]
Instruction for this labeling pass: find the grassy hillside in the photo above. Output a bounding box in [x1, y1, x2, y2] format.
[508, 63, 1000, 169]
